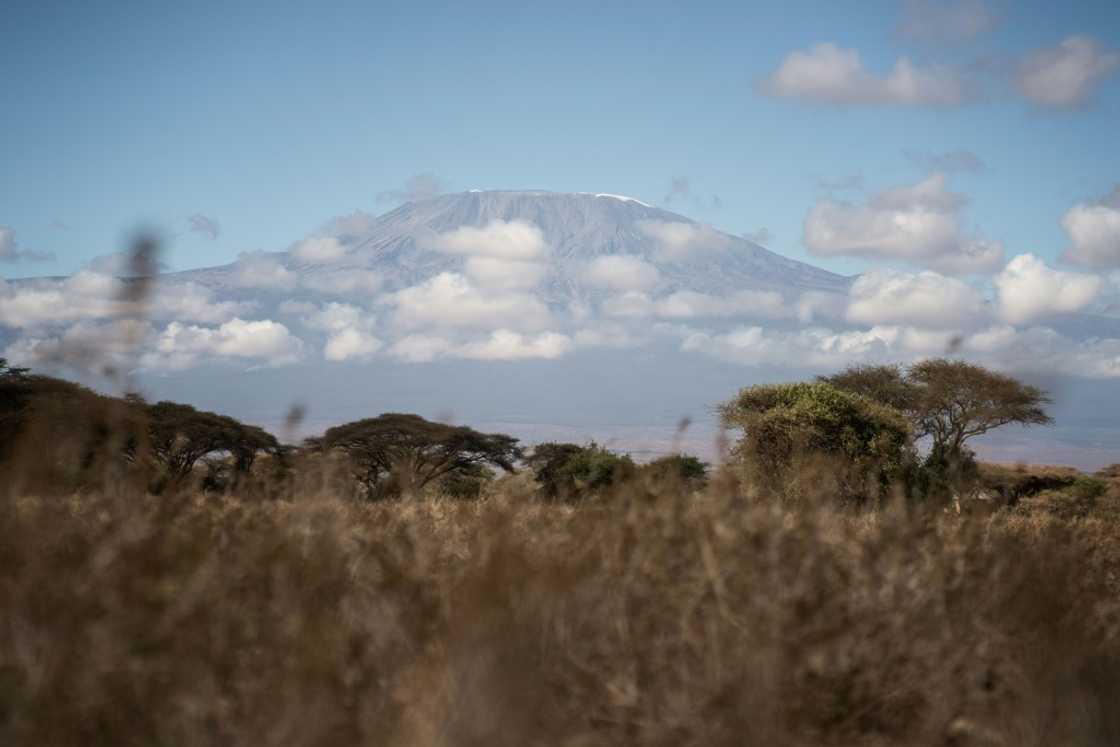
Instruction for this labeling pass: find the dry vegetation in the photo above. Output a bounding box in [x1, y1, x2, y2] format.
[2, 461, 1120, 746]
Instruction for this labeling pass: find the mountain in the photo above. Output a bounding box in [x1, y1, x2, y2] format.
[176, 190, 849, 302]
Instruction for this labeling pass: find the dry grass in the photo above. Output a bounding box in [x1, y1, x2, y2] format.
[2, 468, 1119, 747]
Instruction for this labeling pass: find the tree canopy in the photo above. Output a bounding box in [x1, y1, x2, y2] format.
[526, 442, 636, 500]
[145, 401, 279, 484]
[720, 381, 911, 504]
[321, 413, 520, 498]
[822, 359, 1052, 457]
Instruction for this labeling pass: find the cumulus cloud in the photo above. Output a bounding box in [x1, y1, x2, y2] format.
[846, 269, 987, 329]
[796, 290, 848, 323]
[456, 330, 573, 361]
[232, 253, 298, 290]
[422, 220, 551, 291]
[994, 253, 1102, 324]
[583, 255, 661, 292]
[376, 173, 446, 203]
[0, 270, 253, 335]
[0, 272, 120, 328]
[463, 257, 548, 290]
[680, 325, 940, 370]
[426, 219, 548, 260]
[388, 272, 552, 332]
[142, 318, 304, 370]
[897, 0, 998, 43]
[1061, 186, 1120, 267]
[300, 302, 382, 362]
[323, 329, 382, 361]
[0, 227, 54, 263]
[4, 319, 154, 372]
[1016, 36, 1119, 108]
[637, 220, 732, 262]
[388, 334, 455, 363]
[385, 329, 570, 363]
[758, 43, 970, 106]
[186, 214, 220, 240]
[680, 322, 1120, 378]
[655, 289, 788, 319]
[601, 291, 655, 319]
[803, 172, 1003, 273]
[152, 282, 255, 323]
[290, 237, 348, 263]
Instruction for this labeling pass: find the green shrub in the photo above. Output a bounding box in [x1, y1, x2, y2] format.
[720, 382, 911, 506]
[639, 454, 709, 487]
[527, 442, 635, 500]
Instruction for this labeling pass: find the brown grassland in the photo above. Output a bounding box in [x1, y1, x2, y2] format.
[2, 450, 1120, 746]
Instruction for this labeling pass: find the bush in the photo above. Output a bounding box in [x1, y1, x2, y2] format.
[639, 453, 709, 487]
[527, 442, 636, 500]
[720, 382, 911, 506]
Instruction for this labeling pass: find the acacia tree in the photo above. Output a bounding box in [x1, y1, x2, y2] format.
[822, 359, 1052, 460]
[321, 413, 520, 498]
[146, 401, 279, 484]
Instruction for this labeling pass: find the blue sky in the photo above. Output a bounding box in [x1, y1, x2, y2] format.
[2, 0, 1118, 277]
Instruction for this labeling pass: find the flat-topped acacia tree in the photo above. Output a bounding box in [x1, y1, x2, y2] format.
[145, 401, 279, 484]
[320, 413, 521, 498]
[820, 359, 1053, 460]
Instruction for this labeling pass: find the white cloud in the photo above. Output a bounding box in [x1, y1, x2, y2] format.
[1017, 36, 1119, 108]
[463, 256, 548, 290]
[1061, 187, 1120, 267]
[636, 221, 731, 262]
[796, 290, 848, 323]
[677, 321, 1120, 379]
[323, 329, 382, 362]
[583, 255, 661, 292]
[0, 272, 255, 330]
[758, 43, 969, 106]
[426, 219, 548, 260]
[151, 282, 255, 324]
[388, 334, 455, 363]
[654, 289, 787, 319]
[142, 318, 304, 370]
[457, 330, 573, 361]
[803, 173, 1003, 273]
[846, 269, 987, 329]
[385, 329, 570, 363]
[601, 291, 655, 319]
[0, 226, 54, 263]
[388, 272, 552, 331]
[290, 237, 348, 263]
[994, 253, 1102, 324]
[897, 0, 998, 43]
[681, 325, 913, 369]
[300, 302, 382, 362]
[4, 319, 154, 372]
[232, 253, 298, 290]
[0, 271, 121, 328]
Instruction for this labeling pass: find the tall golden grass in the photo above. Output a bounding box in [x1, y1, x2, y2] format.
[2, 465, 1119, 746]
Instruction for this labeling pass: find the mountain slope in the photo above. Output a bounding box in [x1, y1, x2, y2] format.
[177, 190, 849, 301]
